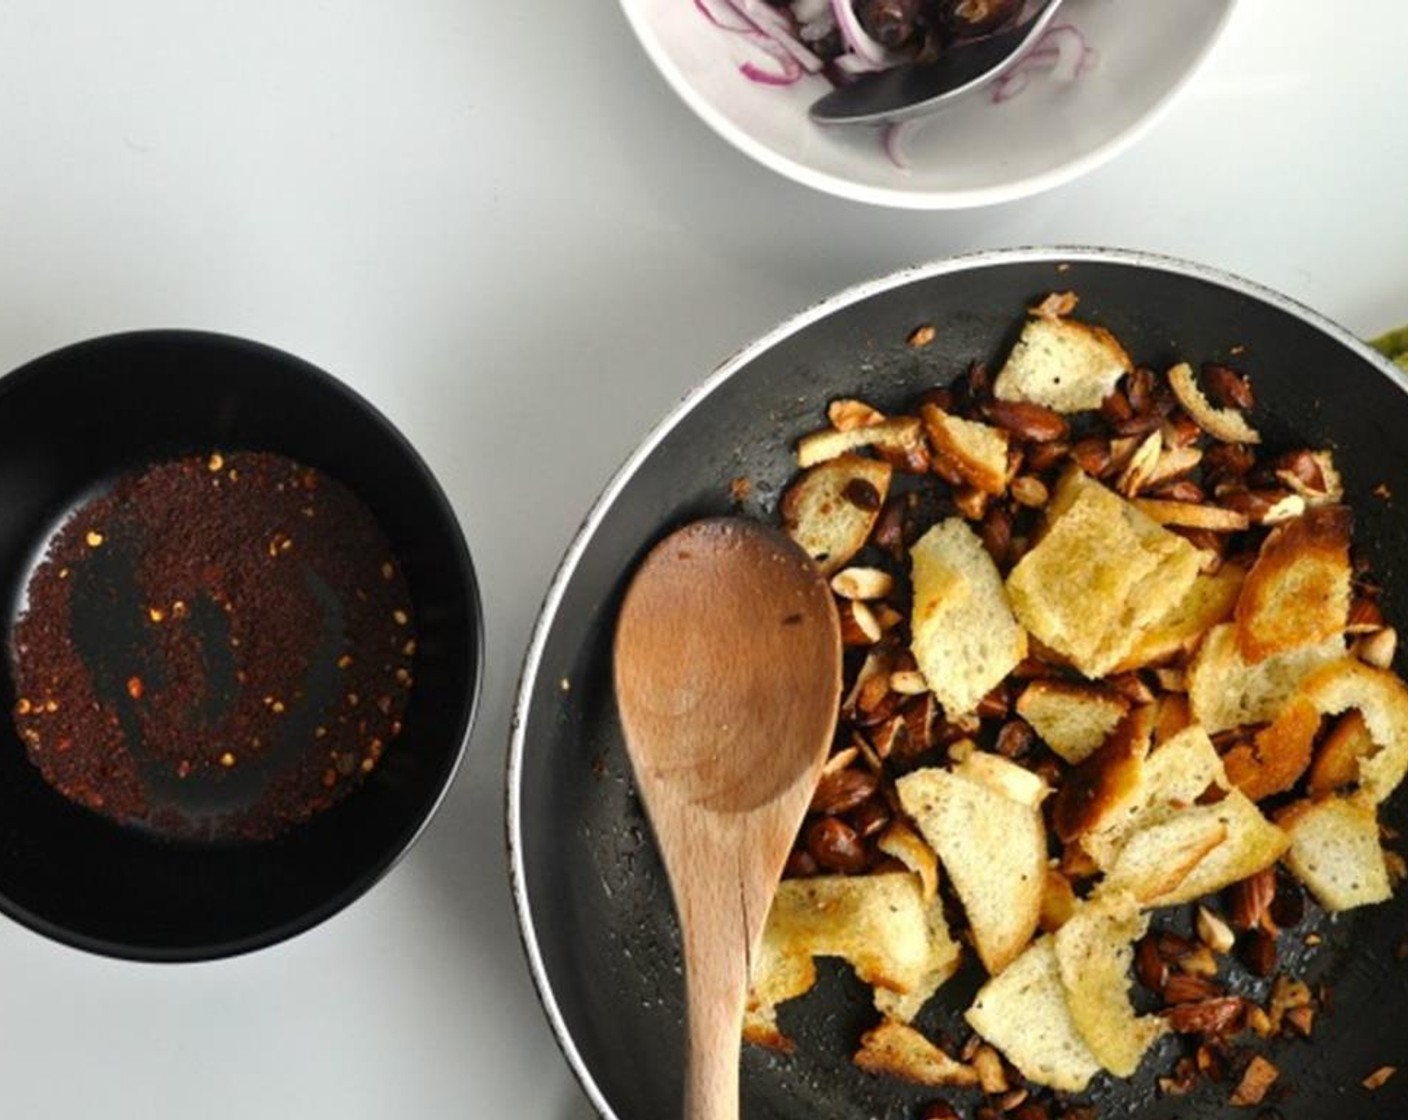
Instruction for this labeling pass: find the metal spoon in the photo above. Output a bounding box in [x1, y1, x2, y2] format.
[614, 518, 842, 1119]
[810, 0, 1066, 126]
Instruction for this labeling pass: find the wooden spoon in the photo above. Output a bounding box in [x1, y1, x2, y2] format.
[614, 518, 843, 1120]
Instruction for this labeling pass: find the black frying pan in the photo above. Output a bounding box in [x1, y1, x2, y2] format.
[509, 248, 1408, 1119]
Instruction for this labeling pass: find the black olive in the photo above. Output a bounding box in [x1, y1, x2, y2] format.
[938, 0, 1020, 39]
[855, 0, 924, 49]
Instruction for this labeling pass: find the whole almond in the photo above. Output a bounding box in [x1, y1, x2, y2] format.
[1070, 436, 1113, 478]
[1228, 867, 1277, 931]
[1025, 439, 1070, 473]
[1136, 936, 1169, 993]
[1164, 973, 1222, 1004]
[810, 768, 880, 815]
[982, 399, 1070, 443]
[1241, 928, 1278, 978]
[1202, 362, 1256, 410]
[1164, 996, 1245, 1036]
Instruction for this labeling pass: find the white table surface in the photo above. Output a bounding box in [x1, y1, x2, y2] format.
[0, 1, 1404, 1116]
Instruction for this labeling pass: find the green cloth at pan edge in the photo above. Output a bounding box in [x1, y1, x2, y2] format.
[1371, 325, 1408, 372]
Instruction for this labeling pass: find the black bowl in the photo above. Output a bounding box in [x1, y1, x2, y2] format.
[509, 248, 1408, 1119]
[0, 331, 481, 961]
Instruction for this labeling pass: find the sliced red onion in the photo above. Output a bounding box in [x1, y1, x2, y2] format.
[734, 0, 825, 70]
[740, 31, 806, 84]
[990, 23, 1095, 103]
[694, 0, 752, 32]
[742, 57, 804, 84]
[1041, 24, 1087, 82]
[829, 0, 889, 68]
[694, 0, 825, 76]
[991, 68, 1030, 103]
[882, 118, 923, 170]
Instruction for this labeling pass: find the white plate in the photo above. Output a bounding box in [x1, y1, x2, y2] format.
[620, 0, 1239, 209]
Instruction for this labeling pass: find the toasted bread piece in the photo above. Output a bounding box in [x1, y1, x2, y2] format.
[1223, 695, 1322, 802]
[1235, 506, 1352, 664]
[1040, 867, 1079, 933]
[910, 519, 1027, 718]
[1279, 797, 1391, 911]
[1052, 705, 1154, 849]
[1006, 471, 1202, 677]
[780, 455, 892, 576]
[1153, 693, 1193, 745]
[745, 872, 961, 1046]
[1097, 812, 1230, 904]
[796, 416, 924, 469]
[1308, 710, 1375, 797]
[1105, 791, 1289, 906]
[920, 404, 1011, 495]
[1062, 723, 1223, 868]
[1110, 566, 1245, 673]
[1054, 894, 1167, 1077]
[992, 313, 1132, 414]
[1143, 724, 1228, 807]
[854, 1020, 979, 1087]
[1167, 362, 1261, 444]
[1276, 450, 1344, 507]
[1017, 680, 1130, 764]
[956, 749, 1049, 808]
[1295, 658, 1408, 804]
[897, 763, 1046, 975]
[965, 937, 1102, 1092]
[875, 821, 940, 905]
[874, 898, 964, 1024]
[1132, 498, 1251, 533]
[1187, 623, 1343, 734]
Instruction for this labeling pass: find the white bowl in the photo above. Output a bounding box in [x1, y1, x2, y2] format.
[619, 0, 1239, 209]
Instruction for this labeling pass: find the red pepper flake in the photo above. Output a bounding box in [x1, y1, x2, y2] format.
[10, 452, 416, 842]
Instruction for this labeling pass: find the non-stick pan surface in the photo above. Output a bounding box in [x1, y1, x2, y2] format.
[510, 248, 1408, 1119]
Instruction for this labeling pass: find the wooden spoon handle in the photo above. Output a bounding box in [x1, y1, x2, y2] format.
[680, 889, 750, 1120]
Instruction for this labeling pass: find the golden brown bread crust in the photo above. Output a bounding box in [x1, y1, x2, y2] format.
[1222, 694, 1322, 802]
[1307, 710, 1375, 797]
[1235, 504, 1352, 664]
[1051, 705, 1153, 844]
[852, 1020, 979, 1087]
[918, 403, 1010, 496]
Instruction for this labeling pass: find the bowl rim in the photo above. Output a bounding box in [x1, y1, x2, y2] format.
[0, 329, 484, 963]
[616, 0, 1242, 210]
[505, 244, 1406, 1117]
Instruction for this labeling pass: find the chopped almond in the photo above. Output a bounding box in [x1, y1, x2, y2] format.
[1168, 362, 1261, 444]
[1364, 1066, 1397, 1091]
[1230, 1055, 1278, 1106]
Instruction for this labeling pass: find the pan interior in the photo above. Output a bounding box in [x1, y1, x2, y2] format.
[514, 254, 1408, 1120]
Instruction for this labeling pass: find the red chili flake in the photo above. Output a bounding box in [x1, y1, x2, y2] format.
[11, 452, 416, 842]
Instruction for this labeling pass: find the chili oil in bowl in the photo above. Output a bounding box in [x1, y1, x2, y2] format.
[0, 332, 481, 960]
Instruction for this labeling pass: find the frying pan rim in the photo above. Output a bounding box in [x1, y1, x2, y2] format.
[504, 245, 1406, 1119]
